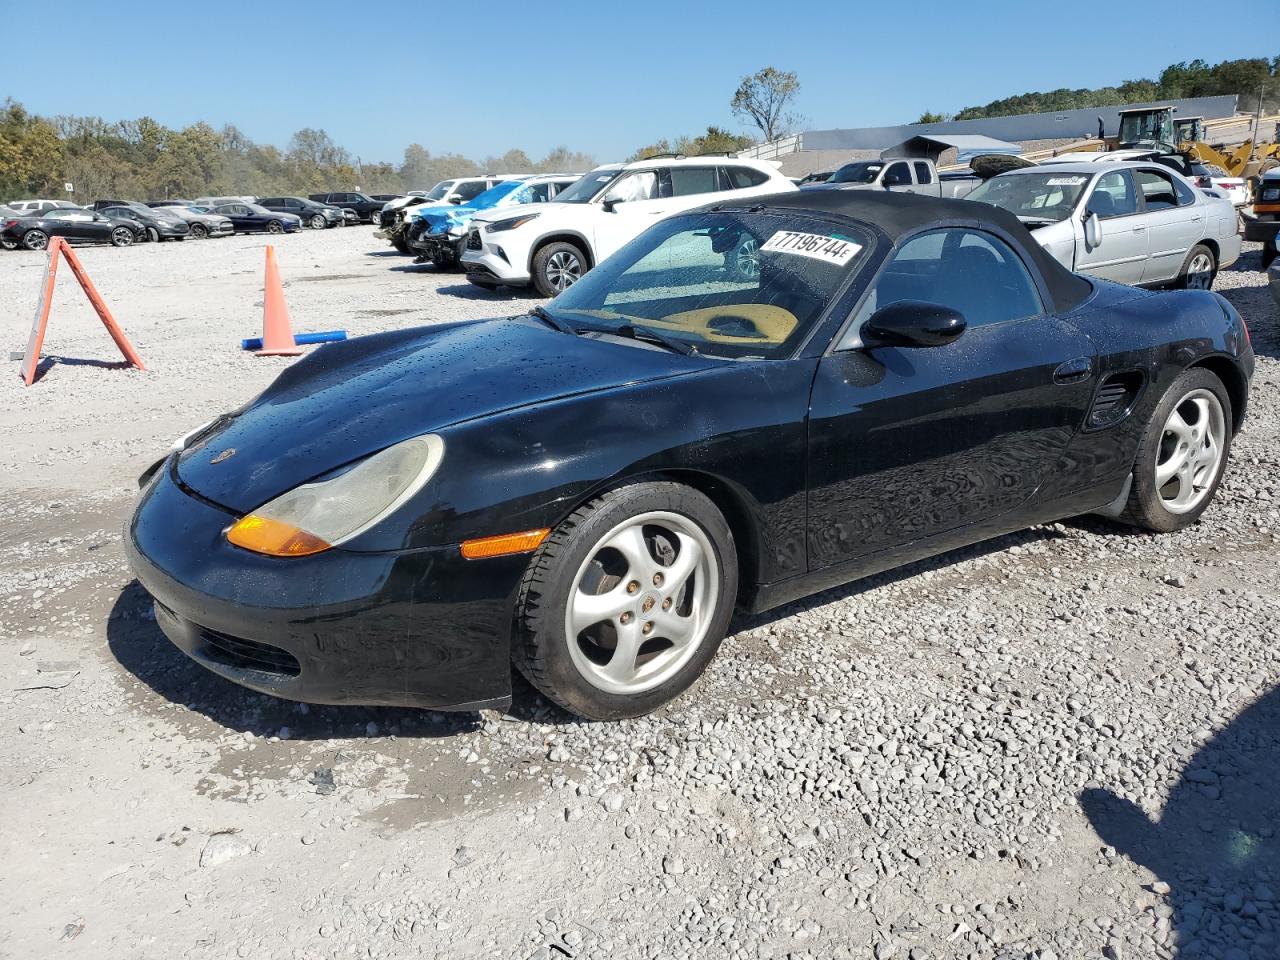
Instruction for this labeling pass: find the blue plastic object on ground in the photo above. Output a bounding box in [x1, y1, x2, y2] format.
[240, 330, 347, 351]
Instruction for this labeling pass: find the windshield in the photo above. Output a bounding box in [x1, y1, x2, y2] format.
[1119, 111, 1174, 149]
[829, 162, 884, 185]
[965, 172, 1090, 223]
[547, 210, 871, 360]
[423, 180, 455, 201]
[555, 169, 623, 204]
[464, 181, 523, 209]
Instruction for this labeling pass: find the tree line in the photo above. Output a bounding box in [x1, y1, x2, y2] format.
[0, 99, 595, 203]
[918, 56, 1279, 123]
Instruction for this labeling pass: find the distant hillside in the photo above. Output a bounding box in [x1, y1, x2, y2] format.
[935, 57, 1277, 122]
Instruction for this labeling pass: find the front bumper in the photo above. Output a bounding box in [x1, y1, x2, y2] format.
[460, 230, 530, 284]
[124, 462, 524, 711]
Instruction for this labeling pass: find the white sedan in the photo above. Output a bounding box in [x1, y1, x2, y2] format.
[965, 160, 1241, 289]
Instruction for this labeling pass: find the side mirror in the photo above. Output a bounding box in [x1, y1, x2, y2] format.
[860, 301, 966, 349]
[448, 196, 464, 204]
[1084, 211, 1102, 247]
[602, 196, 625, 213]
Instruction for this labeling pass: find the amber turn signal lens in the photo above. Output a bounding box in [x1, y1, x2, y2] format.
[460, 528, 550, 560]
[226, 514, 331, 557]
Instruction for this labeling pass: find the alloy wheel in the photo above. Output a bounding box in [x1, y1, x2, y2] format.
[546, 250, 583, 291]
[268, 221, 283, 234]
[734, 235, 760, 280]
[564, 511, 719, 695]
[1155, 388, 1226, 514]
[1185, 252, 1215, 289]
[310, 215, 326, 230]
[190, 224, 207, 239]
[112, 228, 134, 247]
[23, 230, 48, 251]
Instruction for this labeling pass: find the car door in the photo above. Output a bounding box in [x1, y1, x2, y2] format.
[592, 169, 670, 261]
[58, 209, 99, 241]
[1074, 170, 1148, 284]
[221, 205, 252, 230]
[806, 227, 1096, 570]
[912, 161, 937, 196]
[1134, 167, 1202, 284]
[881, 161, 914, 194]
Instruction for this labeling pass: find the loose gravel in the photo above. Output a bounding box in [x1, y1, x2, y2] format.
[0, 228, 1277, 960]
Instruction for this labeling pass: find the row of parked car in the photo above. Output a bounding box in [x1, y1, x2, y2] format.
[370, 148, 1249, 298]
[0, 192, 408, 252]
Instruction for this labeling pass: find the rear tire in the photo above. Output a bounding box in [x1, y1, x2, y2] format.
[190, 223, 208, 239]
[1176, 243, 1217, 290]
[391, 235, 412, 255]
[515, 482, 737, 720]
[1118, 368, 1232, 533]
[531, 241, 588, 298]
[22, 229, 48, 251]
[146, 226, 159, 243]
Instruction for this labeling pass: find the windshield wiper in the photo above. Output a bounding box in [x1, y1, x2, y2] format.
[528, 305, 576, 335]
[616, 324, 697, 356]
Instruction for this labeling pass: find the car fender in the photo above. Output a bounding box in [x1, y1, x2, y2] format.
[342, 360, 818, 592]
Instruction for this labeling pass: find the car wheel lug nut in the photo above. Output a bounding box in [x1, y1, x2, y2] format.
[626, 580, 640, 594]
[642, 621, 654, 635]
[652, 573, 664, 587]
[620, 612, 633, 625]
[662, 598, 672, 610]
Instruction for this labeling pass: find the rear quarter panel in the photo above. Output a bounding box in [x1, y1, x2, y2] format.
[1036, 281, 1251, 510]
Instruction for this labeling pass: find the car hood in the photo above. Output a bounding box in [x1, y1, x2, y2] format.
[474, 201, 576, 226]
[176, 317, 707, 512]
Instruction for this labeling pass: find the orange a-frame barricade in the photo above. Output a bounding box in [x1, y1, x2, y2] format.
[19, 237, 145, 386]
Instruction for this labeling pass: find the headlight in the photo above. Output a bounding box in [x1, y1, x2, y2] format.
[485, 213, 540, 233]
[226, 434, 445, 557]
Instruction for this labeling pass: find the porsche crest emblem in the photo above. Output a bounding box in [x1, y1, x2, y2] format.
[210, 448, 236, 465]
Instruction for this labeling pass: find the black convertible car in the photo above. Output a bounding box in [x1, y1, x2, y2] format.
[126, 191, 1253, 720]
[204, 202, 303, 235]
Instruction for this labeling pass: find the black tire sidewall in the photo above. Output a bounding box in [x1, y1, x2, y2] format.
[1177, 243, 1217, 290]
[532, 241, 587, 299]
[1124, 368, 1232, 532]
[191, 224, 207, 239]
[517, 482, 738, 720]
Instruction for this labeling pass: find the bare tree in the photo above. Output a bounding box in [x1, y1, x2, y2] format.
[730, 67, 801, 142]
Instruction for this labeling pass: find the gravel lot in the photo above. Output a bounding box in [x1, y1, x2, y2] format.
[1, 227, 1277, 960]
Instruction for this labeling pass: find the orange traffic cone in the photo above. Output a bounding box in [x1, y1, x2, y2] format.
[255, 246, 302, 357]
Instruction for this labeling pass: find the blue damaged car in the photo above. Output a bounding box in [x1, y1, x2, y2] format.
[407, 174, 582, 267]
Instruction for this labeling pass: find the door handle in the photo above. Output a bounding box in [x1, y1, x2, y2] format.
[1132, 225, 1146, 232]
[1053, 357, 1093, 384]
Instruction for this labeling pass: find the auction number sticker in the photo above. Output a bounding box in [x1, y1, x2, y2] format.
[761, 231, 862, 265]
[1046, 176, 1087, 186]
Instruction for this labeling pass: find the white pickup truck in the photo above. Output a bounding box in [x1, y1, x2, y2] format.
[803, 157, 979, 198]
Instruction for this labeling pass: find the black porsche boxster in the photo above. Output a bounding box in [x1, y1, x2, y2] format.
[127, 191, 1253, 720]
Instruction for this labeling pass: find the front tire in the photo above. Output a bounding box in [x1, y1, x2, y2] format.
[189, 223, 208, 239]
[1118, 368, 1232, 533]
[146, 226, 160, 243]
[22, 229, 48, 251]
[266, 220, 284, 235]
[309, 214, 326, 230]
[1176, 243, 1217, 290]
[531, 241, 588, 298]
[515, 482, 737, 720]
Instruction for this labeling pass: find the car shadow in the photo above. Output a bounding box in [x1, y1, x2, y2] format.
[362, 250, 410, 258]
[436, 283, 536, 302]
[1081, 684, 1280, 957]
[107, 581, 479, 740]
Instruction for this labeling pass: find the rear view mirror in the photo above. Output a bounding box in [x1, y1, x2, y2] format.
[1084, 211, 1102, 247]
[861, 301, 966, 349]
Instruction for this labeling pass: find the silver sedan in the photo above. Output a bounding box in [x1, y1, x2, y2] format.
[965, 161, 1241, 289]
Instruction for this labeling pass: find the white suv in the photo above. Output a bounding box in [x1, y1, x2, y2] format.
[461, 157, 795, 296]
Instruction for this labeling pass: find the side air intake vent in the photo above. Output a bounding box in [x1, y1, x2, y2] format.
[1089, 371, 1144, 429]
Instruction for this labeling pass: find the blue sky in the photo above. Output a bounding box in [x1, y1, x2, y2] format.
[3, 0, 1271, 164]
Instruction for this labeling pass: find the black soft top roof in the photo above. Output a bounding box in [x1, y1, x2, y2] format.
[725, 189, 1094, 314]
